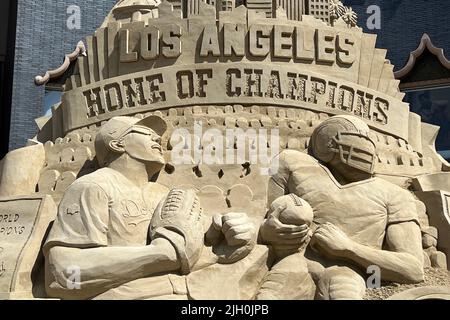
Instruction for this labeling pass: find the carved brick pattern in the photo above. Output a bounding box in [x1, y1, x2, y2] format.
[38, 128, 97, 201]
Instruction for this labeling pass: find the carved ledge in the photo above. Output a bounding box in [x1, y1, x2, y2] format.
[34, 41, 86, 86]
[395, 33, 450, 79]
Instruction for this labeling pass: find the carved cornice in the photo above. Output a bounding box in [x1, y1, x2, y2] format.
[395, 33, 450, 79]
[34, 41, 86, 86]
[113, 0, 160, 13]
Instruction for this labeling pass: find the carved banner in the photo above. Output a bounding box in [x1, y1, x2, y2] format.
[0, 196, 56, 299]
[63, 62, 409, 140]
[60, 5, 410, 140]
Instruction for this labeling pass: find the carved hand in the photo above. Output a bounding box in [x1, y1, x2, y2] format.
[259, 204, 310, 249]
[205, 212, 257, 264]
[310, 222, 354, 258]
[212, 212, 256, 246]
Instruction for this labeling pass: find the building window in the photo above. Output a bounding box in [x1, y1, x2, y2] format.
[404, 87, 450, 160]
[395, 34, 450, 161]
[43, 88, 62, 116]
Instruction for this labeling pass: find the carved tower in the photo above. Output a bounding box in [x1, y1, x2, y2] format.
[245, 0, 273, 18]
[307, 0, 331, 24]
[274, 0, 306, 21]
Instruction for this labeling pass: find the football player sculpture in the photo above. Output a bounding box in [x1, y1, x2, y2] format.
[260, 115, 425, 300]
[43, 115, 259, 300]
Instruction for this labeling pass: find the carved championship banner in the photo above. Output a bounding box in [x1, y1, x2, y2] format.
[61, 3, 410, 141]
[63, 62, 409, 139]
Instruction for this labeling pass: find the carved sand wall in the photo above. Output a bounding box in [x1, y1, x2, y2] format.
[1, 0, 449, 299]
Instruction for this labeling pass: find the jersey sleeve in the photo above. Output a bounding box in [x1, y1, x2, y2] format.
[43, 181, 110, 252]
[386, 187, 420, 226]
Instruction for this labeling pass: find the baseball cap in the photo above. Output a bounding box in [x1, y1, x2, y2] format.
[95, 115, 167, 166]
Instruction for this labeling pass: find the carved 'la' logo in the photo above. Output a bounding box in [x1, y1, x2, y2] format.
[120, 200, 151, 226]
[121, 200, 148, 218]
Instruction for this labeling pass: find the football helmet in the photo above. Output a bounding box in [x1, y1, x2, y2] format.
[310, 115, 376, 174]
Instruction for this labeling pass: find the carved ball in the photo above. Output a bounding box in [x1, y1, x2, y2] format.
[270, 194, 314, 226]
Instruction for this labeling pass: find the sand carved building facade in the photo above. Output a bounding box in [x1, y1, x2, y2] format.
[0, 0, 449, 300]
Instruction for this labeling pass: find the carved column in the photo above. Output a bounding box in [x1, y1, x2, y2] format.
[275, 0, 306, 21]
